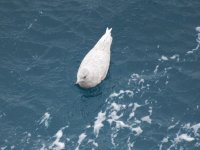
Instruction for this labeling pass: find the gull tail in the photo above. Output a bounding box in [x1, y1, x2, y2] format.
[106, 27, 112, 35]
[93, 27, 113, 50]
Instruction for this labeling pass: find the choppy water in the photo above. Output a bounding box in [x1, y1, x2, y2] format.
[1, 0, 200, 150]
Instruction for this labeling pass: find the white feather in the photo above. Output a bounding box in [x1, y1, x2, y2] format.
[76, 28, 112, 88]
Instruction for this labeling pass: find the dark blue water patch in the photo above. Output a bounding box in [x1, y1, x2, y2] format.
[1, 0, 200, 149]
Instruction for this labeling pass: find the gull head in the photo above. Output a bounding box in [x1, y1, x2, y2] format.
[76, 68, 93, 88]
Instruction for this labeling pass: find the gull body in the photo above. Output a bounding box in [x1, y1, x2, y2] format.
[76, 28, 113, 88]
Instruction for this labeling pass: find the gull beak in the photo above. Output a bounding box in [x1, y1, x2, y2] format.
[75, 78, 81, 85]
[75, 78, 84, 85]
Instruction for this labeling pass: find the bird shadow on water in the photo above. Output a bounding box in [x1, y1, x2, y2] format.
[72, 84, 107, 124]
[75, 84, 103, 98]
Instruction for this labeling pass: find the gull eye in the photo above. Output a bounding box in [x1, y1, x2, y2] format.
[83, 76, 87, 79]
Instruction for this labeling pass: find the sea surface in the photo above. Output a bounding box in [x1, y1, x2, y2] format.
[0, 0, 200, 150]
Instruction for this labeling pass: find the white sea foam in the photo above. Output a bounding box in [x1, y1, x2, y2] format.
[187, 43, 199, 53]
[128, 111, 135, 119]
[111, 133, 117, 146]
[139, 78, 145, 84]
[135, 119, 141, 124]
[49, 129, 65, 150]
[20, 132, 31, 144]
[88, 139, 98, 147]
[168, 121, 179, 130]
[115, 120, 129, 129]
[175, 134, 194, 143]
[187, 26, 200, 54]
[75, 133, 87, 150]
[86, 125, 91, 128]
[108, 102, 124, 125]
[141, 115, 152, 124]
[133, 103, 141, 111]
[85, 72, 155, 149]
[93, 111, 106, 137]
[183, 123, 191, 129]
[162, 137, 169, 143]
[28, 23, 33, 29]
[182, 122, 200, 137]
[159, 137, 169, 150]
[192, 123, 200, 135]
[128, 73, 143, 85]
[128, 103, 133, 107]
[130, 73, 140, 81]
[39, 112, 51, 128]
[149, 107, 152, 115]
[111, 102, 123, 111]
[1, 146, 7, 150]
[40, 144, 46, 150]
[108, 111, 122, 124]
[196, 26, 200, 32]
[170, 54, 178, 59]
[128, 103, 141, 120]
[131, 126, 143, 135]
[0, 112, 6, 118]
[127, 137, 134, 150]
[182, 122, 200, 136]
[170, 54, 179, 61]
[103, 97, 144, 145]
[108, 106, 143, 135]
[78, 133, 87, 145]
[160, 55, 168, 61]
[154, 65, 159, 74]
[109, 90, 134, 99]
[161, 121, 200, 149]
[187, 50, 194, 54]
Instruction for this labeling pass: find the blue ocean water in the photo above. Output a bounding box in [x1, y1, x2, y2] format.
[1, 0, 200, 149]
